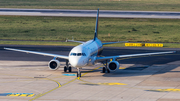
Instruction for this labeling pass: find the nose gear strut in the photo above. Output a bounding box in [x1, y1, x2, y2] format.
[77, 68, 81, 77]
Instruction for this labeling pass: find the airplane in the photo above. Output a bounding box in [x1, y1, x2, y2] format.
[4, 9, 175, 77]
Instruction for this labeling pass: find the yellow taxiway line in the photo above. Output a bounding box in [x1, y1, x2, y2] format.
[29, 78, 61, 101]
[29, 66, 101, 101]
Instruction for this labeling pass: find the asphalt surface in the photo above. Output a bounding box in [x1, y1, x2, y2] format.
[0, 8, 180, 19]
[1, 45, 180, 101]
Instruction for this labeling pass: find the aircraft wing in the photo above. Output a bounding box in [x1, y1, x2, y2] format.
[66, 40, 85, 44]
[96, 51, 175, 62]
[4, 48, 69, 60]
[102, 41, 128, 45]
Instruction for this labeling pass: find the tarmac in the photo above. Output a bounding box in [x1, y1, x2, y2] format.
[0, 45, 180, 101]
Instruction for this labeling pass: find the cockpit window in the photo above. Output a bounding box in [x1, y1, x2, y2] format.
[70, 53, 76, 56]
[70, 53, 86, 56]
[77, 53, 82, 56]
[82, 53, 86, 56]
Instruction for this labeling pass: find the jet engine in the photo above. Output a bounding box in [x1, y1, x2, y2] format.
[108, 61, 119, 71]
[48, 59, 60, 70]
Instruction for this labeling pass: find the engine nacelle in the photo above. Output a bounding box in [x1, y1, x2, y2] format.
[108, 61, 119, 71]
[48, 59, 60, 70]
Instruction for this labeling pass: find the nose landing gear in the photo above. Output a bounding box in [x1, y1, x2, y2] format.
[77, 68, 81, 77]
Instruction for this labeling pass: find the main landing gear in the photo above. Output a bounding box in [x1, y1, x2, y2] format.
[102, 60, 110, 73]
[63, 60, 81, 77]
[64, 60, 72, 72]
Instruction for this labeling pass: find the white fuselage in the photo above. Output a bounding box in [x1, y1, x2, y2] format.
[69, 39, 103, 68]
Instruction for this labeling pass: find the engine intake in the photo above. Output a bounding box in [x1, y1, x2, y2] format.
[48, 59, 60, 70]
[108, 61, 119, 71]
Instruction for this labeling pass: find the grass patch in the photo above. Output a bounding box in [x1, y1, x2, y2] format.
[0, 0, 180, 11]
[0, 16, 180, 48]
[0, 41, 79, 46]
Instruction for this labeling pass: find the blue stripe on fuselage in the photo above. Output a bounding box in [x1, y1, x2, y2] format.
[94, 39, 103, 56]
[81, 39, 103, 57]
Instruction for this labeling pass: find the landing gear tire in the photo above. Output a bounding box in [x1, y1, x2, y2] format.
[103, 60, 110, 73]
[64, 66, 67, 72]
[102, 67, 106, 73]
[69, 66, 72, 72]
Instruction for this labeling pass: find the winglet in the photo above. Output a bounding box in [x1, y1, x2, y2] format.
[94, 8, 99, 41]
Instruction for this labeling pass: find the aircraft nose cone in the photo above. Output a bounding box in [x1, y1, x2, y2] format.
[69, 57, 85, 67]
[70, 60, 78, 67]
